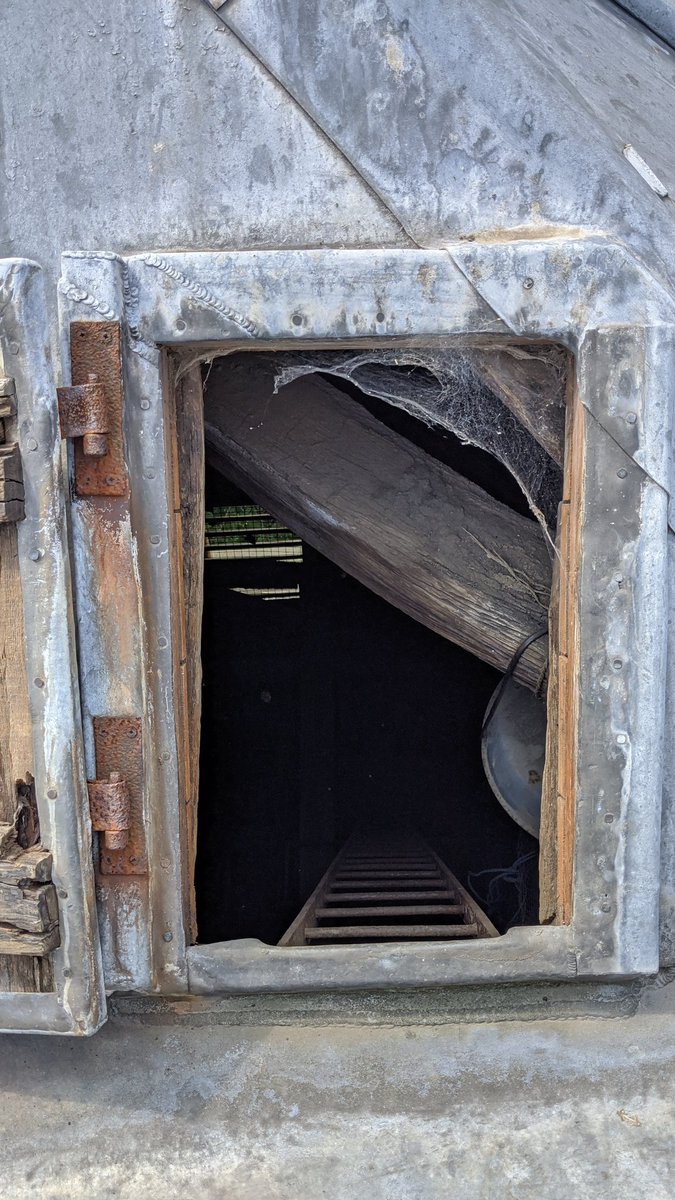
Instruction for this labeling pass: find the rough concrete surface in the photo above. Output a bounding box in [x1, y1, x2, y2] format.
[1, 1007, 674, 1200]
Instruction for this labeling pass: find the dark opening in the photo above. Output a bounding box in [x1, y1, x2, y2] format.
[195, 356, 542, 946]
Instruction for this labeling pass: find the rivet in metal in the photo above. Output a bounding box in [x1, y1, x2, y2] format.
[47, 788, 58, 800]
[63, 968, 73, 979]
[175, 319, 187, 333]
[140, 399, 151, 410]
[291, 314, 303, 326]
[26, 437, 38, 451]
[612, 658, 623, 670]
[616, 733, 627, 745]
[150, 535, 160, 545]
[626, 412, 637, 424]
[58, 889, 68, 899]
[29, 549, 44, 562]
[523, 277, 535, 289]
[600, 901, 611, 913]
[376, 311, 386, 323]
[158, 636, 168, 648]
[604, 813, 615, 824]
[160, 750, 171, 763]
[163, 931, 173, 943]
[34, 677, 45, 689]
[617, 468, 628, 479]
[144, 469, 156, 480]
[8, 341, 20, 356]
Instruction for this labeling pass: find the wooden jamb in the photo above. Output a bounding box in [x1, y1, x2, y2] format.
[539, 365, 583, 924]
[162, 353, 205, 944]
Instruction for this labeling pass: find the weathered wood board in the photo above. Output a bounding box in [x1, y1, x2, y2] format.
[204, 360, 551, 690]
[0, 523, 51, 986]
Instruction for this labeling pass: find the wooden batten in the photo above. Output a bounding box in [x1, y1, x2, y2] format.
[0, 524, 54, 989]
[204, 360, 552, 691]
[164, 355, 205, 944]
[539, 371, 581, 924]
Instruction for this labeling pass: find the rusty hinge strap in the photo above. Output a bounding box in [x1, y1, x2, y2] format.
[61, 321, 128, 497]
[91, 716, 146, 874]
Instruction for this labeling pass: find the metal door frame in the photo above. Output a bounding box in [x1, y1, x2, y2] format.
[58, 239, 674, 994]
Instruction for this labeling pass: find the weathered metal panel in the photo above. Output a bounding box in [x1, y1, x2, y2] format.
[0, 260, 105, 1033]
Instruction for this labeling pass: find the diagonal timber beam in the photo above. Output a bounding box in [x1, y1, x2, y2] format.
[204, 358, 551, 690]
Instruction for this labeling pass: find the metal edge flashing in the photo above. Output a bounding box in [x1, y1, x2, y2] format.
[0, 259, 106, 1035]
[58, 242, 673, 991]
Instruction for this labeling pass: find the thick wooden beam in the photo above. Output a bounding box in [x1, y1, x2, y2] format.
[471, 347, 567, 467]
[204, 359, 551, 690]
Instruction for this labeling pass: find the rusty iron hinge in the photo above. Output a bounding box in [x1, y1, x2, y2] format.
[0, 377, 24, 523]
[89, 716, 146, 874]
[58, 321, 128, 497]
[88, 772, 132, 850]
[57, 374, 109, 458]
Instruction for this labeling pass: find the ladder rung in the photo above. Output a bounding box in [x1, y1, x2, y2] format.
[323, 890, 456, 902]
[305, 924, 480, 940]
[316, 905, 464, 918]
[330, 879, 444, 890]
[334, 870, 442, 879]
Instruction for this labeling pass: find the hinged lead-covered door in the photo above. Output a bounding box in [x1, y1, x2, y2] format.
[0, 259, 105, 1034]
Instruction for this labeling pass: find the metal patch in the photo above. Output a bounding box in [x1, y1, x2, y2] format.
[68, 322, 128, 497]
[92, 717, 146, 875]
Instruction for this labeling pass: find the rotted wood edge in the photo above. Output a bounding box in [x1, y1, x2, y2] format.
[163, 354, 205, 943]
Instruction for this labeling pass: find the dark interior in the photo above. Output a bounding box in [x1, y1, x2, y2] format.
[196, 370, 540, 946]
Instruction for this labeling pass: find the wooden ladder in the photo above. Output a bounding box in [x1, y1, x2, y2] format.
[279, 831, 499, 946]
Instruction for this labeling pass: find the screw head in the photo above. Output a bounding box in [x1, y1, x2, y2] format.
[626, 412, 637, 425]
[33, 677, 45, 689]
[523, 277, 535, 290]
[617, 468, 628, 479]
[163, 931, 173, 943]
[29, 549, 43, 562]
[47, 788, 58, 800]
